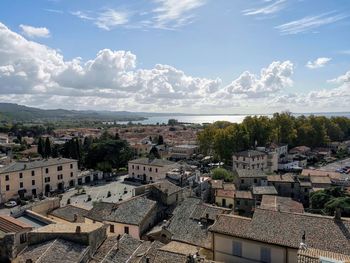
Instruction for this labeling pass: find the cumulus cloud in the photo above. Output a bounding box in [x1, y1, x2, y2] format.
[19, 24, 50, 38]
[306, 57, 331, 69]
[224, 61, 294, 98]
[2, 21, 348, 113]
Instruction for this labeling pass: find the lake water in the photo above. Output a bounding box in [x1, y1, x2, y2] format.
[117, 112, 350, 125]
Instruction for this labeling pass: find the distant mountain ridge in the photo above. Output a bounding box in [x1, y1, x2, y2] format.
[0, 103, 149, 122]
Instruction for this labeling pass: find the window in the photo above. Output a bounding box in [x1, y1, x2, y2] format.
[32, 180, 35, 186]
[70, 164, 73, 169]
[241, 179, 244, 184]
[58, 174, 63, 180]
[45, 168, 49, 173]
[31, 171, 35, 176]
[155, 168, 158, 173]
[304, 188, 308, 193]
[110, 225, 115, 233]
[20, 182, 23, 188]
[19, 173, 23, 179]
[149, 167, 152, 172]
[232, 241, 242, 257]
[137, 166, 139, 170]
[124, 226, 129, 234]
[291, 183, 294, 189]
[260, 247, 271, 263]
[70, 172, 73, 177]
[254, 178, 258, 184]
[132, 165, 134, 169]
[45, 177, 50, 183]
[6, 185, 10, 191]
[143, 166, 145, 171]
[236, 200, 240, 205]
[20, 233, 27, 244]
[5, 175, 9, 181]
[150, 177, 153, 181]
[57, 166, 63, 171]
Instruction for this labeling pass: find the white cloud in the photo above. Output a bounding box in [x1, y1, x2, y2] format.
[1, 21, 349, 113]
[19, 24, 50, 38]
[242, 0, 287, 16]
[306, 57, 331, 69]
[71, 9, 129, 30]
[275, 12, 348, 34]
[225, 61, 294, 98]
[152, 0, 206, 28]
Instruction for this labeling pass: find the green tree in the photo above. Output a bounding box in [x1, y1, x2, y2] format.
[211, 168, 235, 182]
[37, 137, 44, 157]
[44, 137, 52, 158]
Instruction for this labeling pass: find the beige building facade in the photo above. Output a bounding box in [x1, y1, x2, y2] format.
[0, 158, 78, 203]
[128, 158, 176, 183]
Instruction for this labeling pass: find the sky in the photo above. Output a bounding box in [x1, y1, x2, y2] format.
[0, 0, 350, 114]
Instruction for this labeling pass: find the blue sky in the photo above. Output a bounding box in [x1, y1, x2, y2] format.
[0, 0, 349, 113]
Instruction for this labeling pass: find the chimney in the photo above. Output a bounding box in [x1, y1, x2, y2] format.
[334, 208, 341, 221]
[146, 257, 150, 263]
[299, 231, 307, 250]
[73, 214, 78, 222]
[75, 225, 81, 233]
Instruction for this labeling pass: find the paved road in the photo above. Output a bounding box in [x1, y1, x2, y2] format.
[319, 157, 350, 172]
[60, 175, 136, 209]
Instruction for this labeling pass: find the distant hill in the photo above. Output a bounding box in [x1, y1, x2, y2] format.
[0, 103, 146, 122]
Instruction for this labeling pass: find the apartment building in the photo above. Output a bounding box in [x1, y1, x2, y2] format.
[170, 144, 199, 160]
[233, 150, 268, 171]
[128, 158, 177, 183]
[209, 208, 350, 263]
[0, 158, 78, 203]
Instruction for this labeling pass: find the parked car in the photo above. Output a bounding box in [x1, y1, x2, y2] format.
[4, 200, 17, 208]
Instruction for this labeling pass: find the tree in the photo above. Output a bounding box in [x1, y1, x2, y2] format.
[44, 137, 51, 158]
[37, 137, 44, 157]
[157, 135, 164, 145]
[211, 168, 235, 182]
[149, 146, 161, 159]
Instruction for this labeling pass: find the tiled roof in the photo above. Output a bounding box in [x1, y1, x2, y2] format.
[233, 150, 267, 157]
[104, 196, 157, 225]
[297, 247, 350, 263]
[236, 169, 267, 178]
[166, 198, 212, 249]
[252, 186, 278, 195]
[152, 180, 182, 195]
[259, 195, 304, 214]
[267, 173, 295, 183]
[0, 158, 76, 174]
[216, 189, 235, 198]
[209, 208, 350, 255]
[190, 203, 230, 221]
[0, 215, 32, 233]
[129, 158, 175, 167]
[86, 197, 157, 225]
[223, 183, 236, 191]
[310, 176, 331, 185]
[289, 146, 311, 154]
[301, 169, 341, 180]
[50, 205, 89, 222]
[210, 180, 223, 189]
[235, 191, 253, 199]
[17, 238, 89, 263]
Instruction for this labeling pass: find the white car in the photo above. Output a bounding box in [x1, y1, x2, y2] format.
[4, 201, 17, 208]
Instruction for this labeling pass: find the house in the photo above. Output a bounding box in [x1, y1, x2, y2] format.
[85, 196, 161, 240]
[48, 205, 89, 223]
[233, 150, 268, 171]
[209, 208, 350, 263]
[236, 169, 268, 190]
[259, 195, 304, 214]
[16, 222, 106, 262]
[215, 188, 235, 208]
[252, 186, 278, 206]
[170, 144, 199, 160]
[131, 143, 153, 157]
[297, 247, 350, 263]
[0, 158, 78, 203]
[234, 191, 254, 217]
[0, 215, 33, 262]
[165, 197, 230, 251]
[267, 174, 299, 199]
[128, 158, 177, 183]
[267, 143, 288, 162]
[289, 146, 311, 156]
